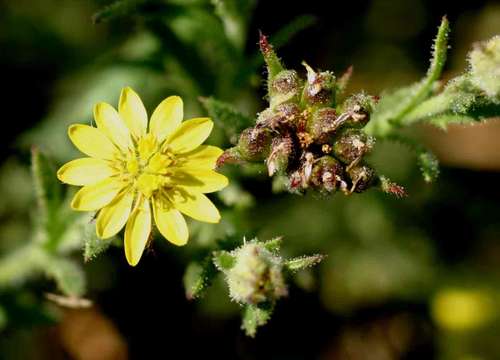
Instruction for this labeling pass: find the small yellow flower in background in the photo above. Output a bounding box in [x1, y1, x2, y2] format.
[57, 87, 228, 266]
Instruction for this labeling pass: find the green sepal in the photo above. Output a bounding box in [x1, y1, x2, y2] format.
[212, 250, 236, 272]
[241, 302, 274, 337]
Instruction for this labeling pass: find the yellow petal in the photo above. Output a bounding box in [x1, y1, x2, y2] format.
[94, 102, 131, 151]
[177, 145, 223, 169]
[149, 96, 183, 143]
[124, 198, 151, 266]
[71, 177, 123, 211]
[68, 124, 118, 160]
[57, 158, 116, 186]
[96, 189, 134, 239]
[168, 188, 220, 223]
[118, 87, 147, 138]
[152, 197, 188, 246]
[172, 169, 228, 193]
[166, 118, 213, 154]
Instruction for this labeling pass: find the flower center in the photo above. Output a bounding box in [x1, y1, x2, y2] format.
[122, 133, 174, 198]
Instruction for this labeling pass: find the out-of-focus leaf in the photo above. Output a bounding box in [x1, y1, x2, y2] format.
[217, 182, 255, 209]
[45, 258, 86, 297]
[199, 96, 253, 143]
[0, 246, 45, 289]
[92, 0, 145, 24]
[0, 304, 7, 331]
[387, 135, 440, 183]
[211, 0, 256, 50]
[31, 148, 62, 222]
[268, 14, 316, 49]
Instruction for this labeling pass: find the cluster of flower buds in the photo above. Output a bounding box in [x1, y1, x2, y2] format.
[217, 33, 405, 197]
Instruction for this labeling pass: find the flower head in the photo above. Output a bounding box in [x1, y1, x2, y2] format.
[57, 87, 228, 266]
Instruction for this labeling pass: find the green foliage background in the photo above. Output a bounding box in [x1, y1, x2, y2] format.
[0, 0, 499, 359]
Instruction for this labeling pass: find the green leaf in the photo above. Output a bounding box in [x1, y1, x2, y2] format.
[241, 303, 273, 337]
[366, 16, 450, 136]
[31, 148, 62, 222]
[199, 96, 253, 143]
[45, 258, 86, 297]
[268, 15, 316, 50]
[285, 254, 325, 272]
[211, 0, 256, 50]
[212, 250, 236, 271]
[0, 245, 45, 288]
[386, 135, 440, 183]
[217, 182, 255, 209]
[0, 304, 7, 332]
[401, 75, 500, 127]
[92, 0, 145, 24]
[184, 256, 218, 300]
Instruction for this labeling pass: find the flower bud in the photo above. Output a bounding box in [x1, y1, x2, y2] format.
[267, 135, 294, 176]
[236, 127, 273, 162]
[341, 93, 376, 128]
[309, 156, 344, 192]
[307, 107, 339, 143]
[270, 70, 302, 108]
[257, 103, 301, 131]
[347, 164, 376, 193]
[226, 243, 287, 305]
[302, 62, 335, 107]
[333, 129, 375, 164]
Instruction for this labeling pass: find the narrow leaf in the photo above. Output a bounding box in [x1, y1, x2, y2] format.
[285, 254, 325, 272]
[184, 256, 218, 300]
[31, 148, 62, 221]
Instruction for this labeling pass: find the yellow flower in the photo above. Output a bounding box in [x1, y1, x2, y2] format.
[57, 87, 228, 266]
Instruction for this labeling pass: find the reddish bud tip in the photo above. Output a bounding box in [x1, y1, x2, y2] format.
[259, 31, 272, 55]
[380, 176, 407, 198]
[216, 148, 243, 168]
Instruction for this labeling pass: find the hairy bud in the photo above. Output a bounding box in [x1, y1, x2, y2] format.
[302, 62, 336, 107]
[307, 107, 339, 143]
[236, 127, 273, 161]
[342, 93, 376, 127]
[348, 164, 376, 193]
[226, 243, 287, 305]
[333, 129, 375, 165]
[267, 135, 294, 176]
[270, 70, 302, 107]
[309, 156, 344, 192]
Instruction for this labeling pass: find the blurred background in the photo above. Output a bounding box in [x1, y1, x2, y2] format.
[0, 0, 500, 359]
